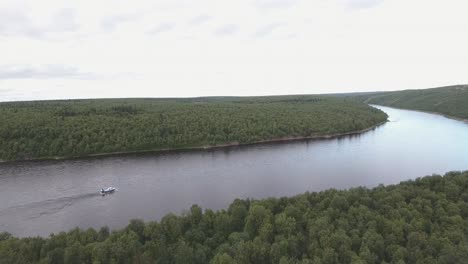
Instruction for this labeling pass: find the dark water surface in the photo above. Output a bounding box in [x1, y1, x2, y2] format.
[1, 106, 467, 237]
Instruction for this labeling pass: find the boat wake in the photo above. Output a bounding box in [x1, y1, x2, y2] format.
[0, 193, 100, 220]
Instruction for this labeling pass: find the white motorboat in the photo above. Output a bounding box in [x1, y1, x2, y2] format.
[100, 187, 116, 195]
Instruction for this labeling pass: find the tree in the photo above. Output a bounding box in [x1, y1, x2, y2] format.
[244, 205, 272, 238]
[211, 253, 235, 264]
[1, 172, 467, 263]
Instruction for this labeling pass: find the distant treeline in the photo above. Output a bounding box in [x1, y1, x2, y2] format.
[0, 96, 387, 161]
[342, 85, 468, 120]
[1, 171, 467, 263]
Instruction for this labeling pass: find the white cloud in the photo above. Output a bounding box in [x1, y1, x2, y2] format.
[48, 8, 79, 32]
[0, 0, 467, 101]
[0, 9, 42, 38]
[0, 65, 99, 80]
[344, 0, 384, 9]
[253, 0, 298, 9]
[253, 22, 284, 37]
[0, 8, 79, 39]
[101, 13, 142, 31]
[214, 24, 239, 36]
[147, 23, 176, 35]
[189, 15, 213, 26]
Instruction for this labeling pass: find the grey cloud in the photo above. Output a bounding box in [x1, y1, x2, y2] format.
[147, 23, 175, 35]
[345, 0, 384, 9]
[253, 22, 284, 38]
[189, 15, 213, 26]
[48, 8, 79, 32]
[101, 13, 141, 31]
[0, 65, 100, 80]
[254, 0, 298, 9]
[214, 24, 239, 36]
[0, 8, 79, 39]
[0, 9, 42, 38]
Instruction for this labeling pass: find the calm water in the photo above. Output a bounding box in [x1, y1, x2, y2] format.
[1, 105, 467, 237]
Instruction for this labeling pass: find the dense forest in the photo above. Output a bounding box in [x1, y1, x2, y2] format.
[0, 96, 387, 161]
[0, 171, 467, 263]
[342, 85, 468, 120]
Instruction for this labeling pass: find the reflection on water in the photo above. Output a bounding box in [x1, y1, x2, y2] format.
[0, 105, 467, 237]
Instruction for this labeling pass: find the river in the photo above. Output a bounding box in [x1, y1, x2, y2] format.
[0, 105, 467, 237]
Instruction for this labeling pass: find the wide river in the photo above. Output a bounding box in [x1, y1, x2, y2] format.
[1, 105, 467, 237]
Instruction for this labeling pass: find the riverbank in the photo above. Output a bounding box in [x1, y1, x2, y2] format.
[0, 96, 388, 162]
[0, 120, 387, 164]
[355, 85, 468, 122]
[2, 171, 467, 262]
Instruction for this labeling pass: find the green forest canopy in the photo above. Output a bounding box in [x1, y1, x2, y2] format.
[341, 85, 468, 120]
[1, 171, 467, 263]
[0, 96, 387, 161]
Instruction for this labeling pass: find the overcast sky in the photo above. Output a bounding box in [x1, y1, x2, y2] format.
[1, 0, 467, 101]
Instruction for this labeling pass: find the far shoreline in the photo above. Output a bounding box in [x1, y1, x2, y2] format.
[371, 104, 468, 124]
[0, 120, 387, 164]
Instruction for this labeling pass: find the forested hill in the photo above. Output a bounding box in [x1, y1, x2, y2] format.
[344, 85, 468, 120]
[1, 171, 467, 263]
[0, 96, 387, 161]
